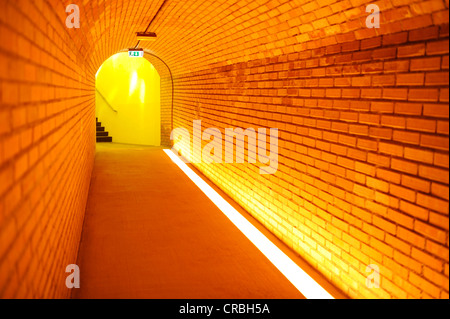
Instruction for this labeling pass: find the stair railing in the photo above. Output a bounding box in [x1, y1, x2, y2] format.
[96, 88, 118, 113]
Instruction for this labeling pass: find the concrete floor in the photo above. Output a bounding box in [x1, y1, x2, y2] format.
[72, 143, 305, 299]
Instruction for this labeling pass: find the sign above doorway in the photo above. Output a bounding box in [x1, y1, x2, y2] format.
[128, 48, 144, 58]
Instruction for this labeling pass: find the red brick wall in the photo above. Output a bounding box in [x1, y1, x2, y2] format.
[0, 0, 95, 297]
[145, 54, 173, 146]
[168, 1, 449, 298]
[0, 0, 448, 299]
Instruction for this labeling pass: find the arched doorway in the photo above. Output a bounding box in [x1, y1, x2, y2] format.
[95, 52, 161, 146]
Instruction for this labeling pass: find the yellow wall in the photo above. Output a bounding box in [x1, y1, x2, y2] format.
[95, 52, 161, 146]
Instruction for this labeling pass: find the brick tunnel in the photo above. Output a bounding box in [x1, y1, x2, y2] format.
[0, 0, 449, 299]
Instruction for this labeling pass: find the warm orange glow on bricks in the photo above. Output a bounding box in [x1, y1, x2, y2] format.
[0, 0, 449, 299]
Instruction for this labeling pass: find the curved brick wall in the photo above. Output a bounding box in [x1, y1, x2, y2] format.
[0, 0, 448, 298]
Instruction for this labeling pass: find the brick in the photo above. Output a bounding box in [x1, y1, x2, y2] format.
[429, 212, 449, 231]
[397, 226, 426, 249]
[372, 75, 396, 87]
[426, 39, 449, 55]
[342, 40, 360, 52]
[410, 1, 446, 15]
[383, 32, 408, 46]
[386, 209, 414, 230]
[409, 272, 440, 298]
[0, 110, 11, 135]
[349, 225, 369, 244]
[417, 193, 449, 214]
[419, 165, 449, 184]
[433, 8, 449, 24]
[383, 257, 409, 279]
[391, 158, 418, 174]
[399, 200, 428, 221]
[371, 236, 395, 258]
[420, 134, 449, 150]
[369, 127, 392, 140]
[415, 220, 447, 244]
[431, 182, 449, 200]
[423, 103, 449, 118]
[383, 88, 408, 100]
[397, 43, 426, 57]
[366, 176, 389, 192]
[377, 168, 401, 184]
[0, 166, 14, 196]
[373, 215, 396, 235]
[349, 124, 368, 136]
[366, 199, 388, 216]
[406, 118, 436, 133]
[412, 248, 443, 272]
[384, 115, 409, 129]
[390, 183, 416, 202]
[433, 152, 449, 169]
[361, 62, 382, 75]
[361, 88, 382, 99]
[409, 26, 439, 42]
[425, 72, 449, 86]
[353, 183, 374, 199]
[394, 102, 422, 116]
[351, 76, 371, 87]
[361, 37, 381, 50]
[361, 242, 383, 262]
[410, 57, 441, 71]
[1, 82, 19, 104]
[375, 191, 399, 209]
[401, 15, 433, 31]
[393, 130, 420, 145]
[373, 47, 397, 60]
[379, 142, 403, 157]
[393, 250, 422, 273]
[426, 240, 449, 261]
[440, 88, 449, 102]
[384, 60, 410, 73]
[408, 88, 439, 102]
[437, 120, 449, 134]
[442, 55, 449, 69]
[423, 267, 449, 291]
[401, 174, 431, 193]
[359, 113, 379, 125]
[396, 73, 425, 86]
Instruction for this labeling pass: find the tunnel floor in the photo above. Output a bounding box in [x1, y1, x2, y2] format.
[72, 143, 304, 299]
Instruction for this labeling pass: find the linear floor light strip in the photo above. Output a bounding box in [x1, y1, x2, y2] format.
[164, 149, 334, 299]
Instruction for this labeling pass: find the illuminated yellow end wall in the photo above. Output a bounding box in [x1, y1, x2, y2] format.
[95, 52, 161, 146]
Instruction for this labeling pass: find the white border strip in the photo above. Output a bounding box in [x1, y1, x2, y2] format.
[164, 149, 334, 299]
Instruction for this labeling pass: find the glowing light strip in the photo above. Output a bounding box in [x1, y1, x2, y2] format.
[164, 149, 334, 299]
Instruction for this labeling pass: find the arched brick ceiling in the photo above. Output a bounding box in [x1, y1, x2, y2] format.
[58, 0, 422, 79]
[53, 0, 447, 89]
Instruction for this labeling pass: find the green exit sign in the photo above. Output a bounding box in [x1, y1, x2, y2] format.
[128, 49, 144, 57]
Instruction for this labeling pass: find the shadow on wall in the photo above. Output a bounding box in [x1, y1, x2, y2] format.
[95, 52, 161, 146]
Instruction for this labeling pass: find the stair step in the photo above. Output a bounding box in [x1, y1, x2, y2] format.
[95, 117, 112, 142]
[97, 136, 112, 142]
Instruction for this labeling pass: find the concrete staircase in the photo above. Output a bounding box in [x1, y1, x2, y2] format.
[96, 118, 112, 142]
